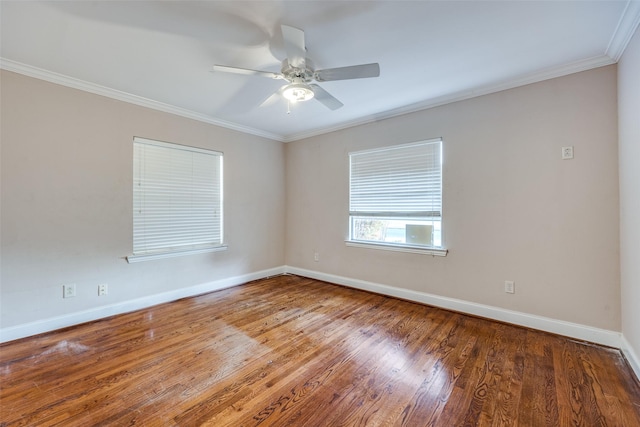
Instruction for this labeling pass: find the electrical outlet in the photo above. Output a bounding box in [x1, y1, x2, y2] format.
[562, 146, 574, 160]
[63, 283, 76, 298]
[98, 283, 108, 296]
[504, 280, 515, 294]
[314, 252, 319, 262]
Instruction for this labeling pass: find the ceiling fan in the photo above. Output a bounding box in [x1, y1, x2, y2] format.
[212, 25, 380, 111]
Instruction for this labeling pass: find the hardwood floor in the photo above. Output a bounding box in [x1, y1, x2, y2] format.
[1, 274, 639, 426]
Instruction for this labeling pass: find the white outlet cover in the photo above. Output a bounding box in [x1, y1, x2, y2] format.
[562, 146, 574, 159]
[63, 283, 76, 298]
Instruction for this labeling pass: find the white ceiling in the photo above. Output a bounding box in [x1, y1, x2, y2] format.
[2, 1, 639, 142]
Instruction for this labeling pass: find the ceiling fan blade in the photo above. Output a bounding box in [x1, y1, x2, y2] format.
[310, 84, 343, 110]
[212, 65, 282, 79]
[281, 25, 306, 69]
[315, 63, 380, 82]
[259, 86, 286, 108]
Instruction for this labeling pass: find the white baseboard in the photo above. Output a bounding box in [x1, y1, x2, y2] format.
[621, 335, 640, 382]
[284, 266, 623, 349]
[1, 265, 628, 354]
[0, 266, 285, 344]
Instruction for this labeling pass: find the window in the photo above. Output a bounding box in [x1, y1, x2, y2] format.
[127, 137, 225, 263]
[348, 139, 445, 255]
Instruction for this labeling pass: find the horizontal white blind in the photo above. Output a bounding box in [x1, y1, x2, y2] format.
[350, 139, 442, 217]
[133, 137, 223, 255]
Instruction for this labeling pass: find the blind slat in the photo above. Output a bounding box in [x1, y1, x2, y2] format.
[133, 137, 223, 255]
[349, 140, 442, 216]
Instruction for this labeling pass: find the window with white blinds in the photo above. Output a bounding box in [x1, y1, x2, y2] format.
[128, 137, 224, 262]
[349, 139, 443, 250]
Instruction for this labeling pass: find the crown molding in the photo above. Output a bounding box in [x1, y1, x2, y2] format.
[0, 58, 285, 142]
[606, 0, 640, 61]
[282, 55, 616, 142]
[1, 53, 617, 144]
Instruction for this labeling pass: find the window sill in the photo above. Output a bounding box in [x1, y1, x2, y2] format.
[126, 245, 228, 263]
[345, 240, 448, 256]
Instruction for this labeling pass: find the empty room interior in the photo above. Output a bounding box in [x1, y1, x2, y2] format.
[1, 1, 640, 425]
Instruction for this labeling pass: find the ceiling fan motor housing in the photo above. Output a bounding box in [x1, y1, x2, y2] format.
[281, 58, 316, 83]
[212, 25, 377, 110]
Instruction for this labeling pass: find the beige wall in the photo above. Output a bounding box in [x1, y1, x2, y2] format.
[0, 62, 625, 339]
[0, 70, 285, 329]
[619, 27, 640, 363]
[286, 65, 620, 331]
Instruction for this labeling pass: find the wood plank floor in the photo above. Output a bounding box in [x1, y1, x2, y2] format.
[1, 274, 639, 426]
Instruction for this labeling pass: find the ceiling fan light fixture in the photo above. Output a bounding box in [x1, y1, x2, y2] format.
[282, 83, 314, 103]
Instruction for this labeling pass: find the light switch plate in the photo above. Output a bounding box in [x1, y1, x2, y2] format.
[504, 280, 515, 294]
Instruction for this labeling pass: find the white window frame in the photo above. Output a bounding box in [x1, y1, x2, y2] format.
[346, 138, 447, 256]
[127, 137, 226, 263]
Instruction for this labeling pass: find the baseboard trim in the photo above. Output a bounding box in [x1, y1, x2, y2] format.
[1, 265, 627, 352]
[284, 266, 622, 348]
[621, 335, 640, 382]
[0, 266, 285, 344]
